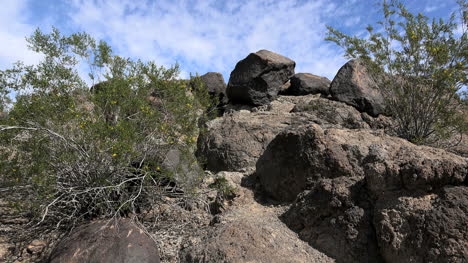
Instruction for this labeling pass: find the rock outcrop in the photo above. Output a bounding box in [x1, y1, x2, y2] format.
[374, 186, 468, 263]
[330, 59, 385, 117]
[49, 219, 160, 263]
[196, 109, 302, 172]
[3, 50, 467, 263]
[180, 173, 334, 263]
[226, 50, 295, 105]
[285, 73, 331, 96]
[291, 95, 372, 129]
[282, 176, 380, 263]
[197, 94, 383, 173]
[254, 121, 467, 262]
[257, 124, 467, 202]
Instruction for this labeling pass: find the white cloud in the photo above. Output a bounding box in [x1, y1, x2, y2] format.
[0, 0, 42, 69]
[1, 0, 462, 85]
[424, 5, 438, 13]
[345, 17, 361, 28]
[67, 0, 349, 81]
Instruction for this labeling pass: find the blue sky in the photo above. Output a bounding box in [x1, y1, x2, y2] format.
[0, 0, 463, 83]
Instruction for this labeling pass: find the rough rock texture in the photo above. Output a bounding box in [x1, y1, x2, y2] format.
[197, 94, 391, 173]
[255, 121, 467, 262]
[282, 177, 380, 263]
[374, 186, 468, 263]
[196, 110, 301, 172]
[200, 72, 226, 97]
[49, 219, 160, 263]
[162, 147, 204, 188]
[200, 72, 228, 114]
[291, 95, 371, 129]
[180, 175, 334, 263]
[257, 124, 368, 202]
[285, 73, 331, 96]
[330, 59, 385, 117]
[256, 124, 467, 202]
[364, 144, 467, 198]
[226, 50, 295, 105]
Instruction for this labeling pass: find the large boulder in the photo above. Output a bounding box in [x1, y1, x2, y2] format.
[374, 186, 468, 263]
[330, 59, 385, 117]
[256, 124, 468, 202]
[200, 72, 228, 114]
[226, 50, 295, 105]
[196, 110, 307, 173]
[49, 219, 160, 263]
[200, 72, 226, 97]
[197, 94, 397, 173]
[257, 124, 369, 202]
[285, 73, 331, 96]
[282, 176, 380, 263]
[267, 124, 467, 262]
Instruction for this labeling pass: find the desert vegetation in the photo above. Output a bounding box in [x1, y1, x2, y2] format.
[0, 1, 467, 262]
[326, 0, 467, 144]
[0, 28, 216, 246]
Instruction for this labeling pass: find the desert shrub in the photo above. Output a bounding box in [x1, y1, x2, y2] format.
[326, 0, 467, 145]
[208, 176, 237, 199]
[0, 28, 214, 235]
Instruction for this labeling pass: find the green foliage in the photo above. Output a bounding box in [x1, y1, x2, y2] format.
[326, 0, 467, 144]
[209, 176, 236, 199]
[0, 28, 214, 229]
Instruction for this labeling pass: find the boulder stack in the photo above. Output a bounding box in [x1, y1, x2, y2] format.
[330, 59, 386, 117]
[285, 73, 331, 96]
[226, 50, 295, 106]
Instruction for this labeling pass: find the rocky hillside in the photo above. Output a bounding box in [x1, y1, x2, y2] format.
[1, 50, 467, 263]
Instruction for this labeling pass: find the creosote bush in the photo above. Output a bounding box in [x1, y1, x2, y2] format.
[0, 28, 215, 238]
[326, 0, 467, 145]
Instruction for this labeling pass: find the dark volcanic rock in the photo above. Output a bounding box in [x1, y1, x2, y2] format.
[256, 125, 468, 202]
[49, 219, 160, 263]
[282, 176, 381, 263]
[197, 94, 385, 173]
[200, 72, 226, 97]
[285, 73, 331, 96]
[257, 121, 467, 262]
[330, 59, 385, 117]
[196, 110, 310, 173]
[291, 95, 371, 129]
[374, 186, 468, 263]
[364, 144, 468, 198]
[200, 72, 228, 114]
[256, 124, 366, 202]
[226, 50, 295, 106]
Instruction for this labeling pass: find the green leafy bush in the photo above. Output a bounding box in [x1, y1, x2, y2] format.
[0, 28, 214, 231]
[326, 0, 467, 145]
